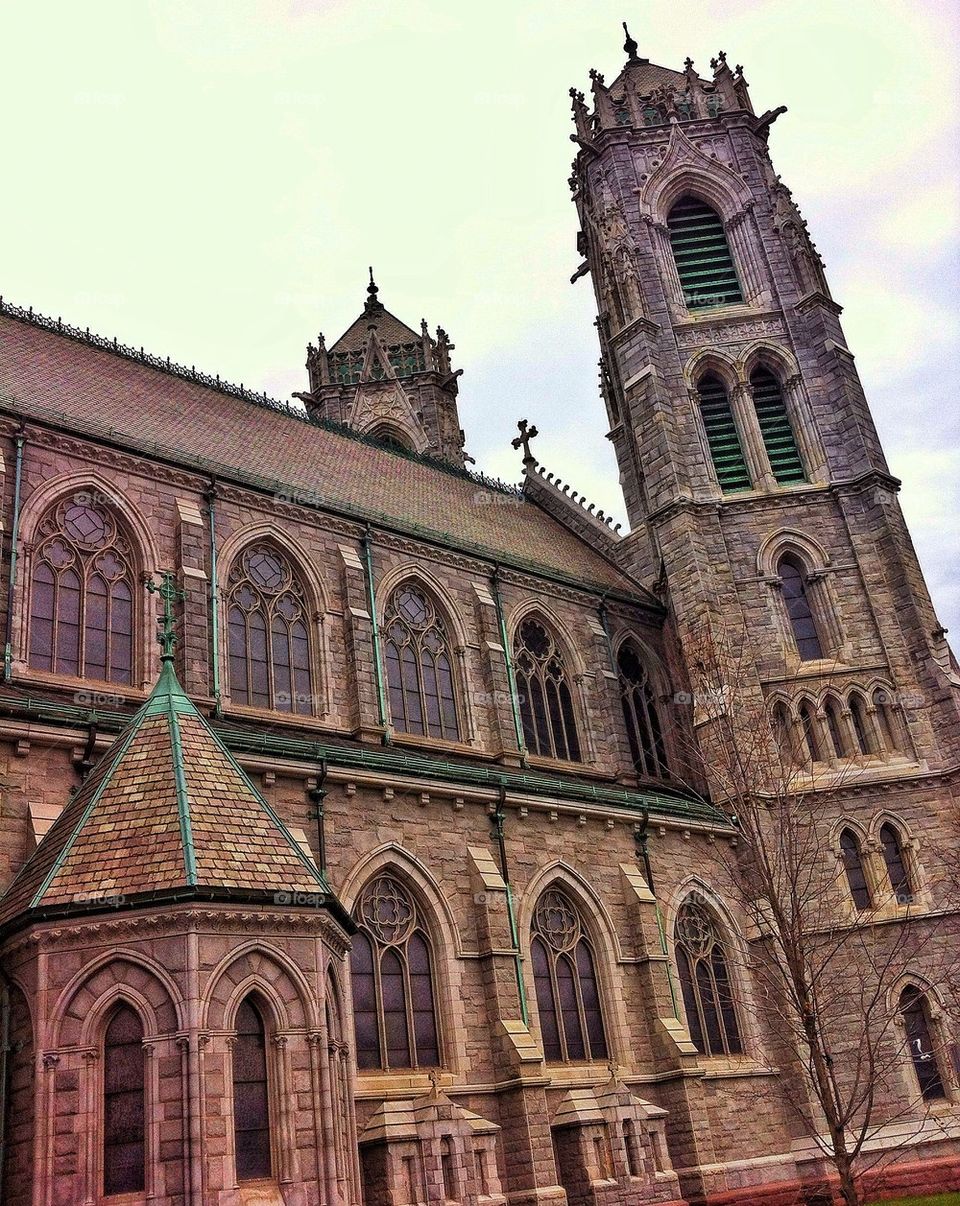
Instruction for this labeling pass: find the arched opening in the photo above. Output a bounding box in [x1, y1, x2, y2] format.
[899, 986, 946, 1101]
[617, 640, 668, 779]
[369, 424, 413, 454]
[383, 584, 461, 741]
[666, 196, 743, 309]
[824, 697, 849, 758]
[227, 543, 314, 713]
[696, 373, 751, 493]
[28, 496, 135, 683]
[350, 874, 441, 1071]
[839, 829, 871, 911]
[879, 823, 914, 904]
[798, 701, 822, 764]
[849, 693, 876, 755]
[103, 1003, 146, 1196]
[749, 367, 805, 485]
[675, 899, 742, 1057]
[233, 996, 272, 1181]
[513, 617, 582, 761]
[530, 887, 608, 1063]
[778, 555, 824, 661]
[873, 689, 904, 756]
[771, 701, 794, 763]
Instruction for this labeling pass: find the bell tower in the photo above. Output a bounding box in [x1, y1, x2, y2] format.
[298, 271, 468, 465]
[569, 28, 959, 767]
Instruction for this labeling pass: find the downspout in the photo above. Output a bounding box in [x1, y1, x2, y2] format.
[0, 963, 12, 1206]
[598, 596, 617, 670]
[636, 809, 679, 1017]
[205, 482, 222, 718]
[308, 756, 328, 878]
[360, 525, 390, 744]
[3, 429, 26, 683]
[491, 566, 527, 767]
[492, 785, 529, 1026]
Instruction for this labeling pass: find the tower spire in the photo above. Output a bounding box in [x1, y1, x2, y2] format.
[364, 265, 383, 315]
[622, 21, 639, 61]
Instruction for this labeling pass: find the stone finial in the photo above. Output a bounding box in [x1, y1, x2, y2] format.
[622, 21, 638, 61]
[146, 571, 186, 662]
[364, 266, 383, 315]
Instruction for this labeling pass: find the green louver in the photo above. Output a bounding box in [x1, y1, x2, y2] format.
[668, 197, 744, 309]
[698, 376, 751, 493]
[751, 368, 806, 484]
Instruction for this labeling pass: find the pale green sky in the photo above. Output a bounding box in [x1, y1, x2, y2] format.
[2, 0, 958, 632]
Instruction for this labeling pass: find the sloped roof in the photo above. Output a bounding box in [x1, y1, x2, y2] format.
[0, 312, 641, 597]
[610, 59, 689, 98]
[330, 302, 421, 353]
[0, 657, 336, 928]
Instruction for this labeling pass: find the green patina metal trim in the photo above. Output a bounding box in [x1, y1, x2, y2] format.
[361, 526, 390, 743]
[491, 568, 527, 764]
[206, 485, 223, 718]
[26, 720, 144, 909]
[166, 689, 197, 887]
[3, 432, 25, 683]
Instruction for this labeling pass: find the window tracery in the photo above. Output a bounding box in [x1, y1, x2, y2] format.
[514, 618, 581, 761]
[29, 498, 134, 683]
[617, 641, 668, 779]
[675, 900, 742, 1057]
[226, 544, 313, 713]
[384, 585, 461, 740]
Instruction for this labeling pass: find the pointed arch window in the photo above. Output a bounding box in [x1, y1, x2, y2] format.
[531, 888, 608, 1063]
[28, 498, 135, 683]
[778, 556, 824, 660]
[233, 996, 272, 1181]
[370, 424, 413, 454]
[899, 986, 946, 1101]
[617, 641, 668, 778]
[824, 697, 849, 758]
[873, 689, 903, 755]
[697, 374, 751, 493]
[351, 875, 440, 1071]
[227, 544, 313, 714]
[839, 829, 872, 911]
[514, 618, 581, 761]
[667, 196, 743, 309]
[798, 701, 822, 764]
[103, 1004, 146, 1196]
[771, 701, 794, 763]
[879, 823, 914, 904]
[675, 900, 742, 1057]
[849, 693, 876, 755]
[384, 585, 461, 741]
[750, 368, 805, 485]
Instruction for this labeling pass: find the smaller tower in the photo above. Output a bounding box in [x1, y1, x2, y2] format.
[299, 271, 468, 465]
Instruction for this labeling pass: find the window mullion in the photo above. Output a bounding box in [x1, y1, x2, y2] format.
[372, 947, 388, 1071]
[548, 958, 567, 1061]
[401, 949, 417, 1068]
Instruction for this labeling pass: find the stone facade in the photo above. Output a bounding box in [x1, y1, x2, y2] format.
[0, 29, 957, 1206]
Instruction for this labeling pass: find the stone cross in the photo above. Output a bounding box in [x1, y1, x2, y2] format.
[511, 419, 539, 466]
[146, 571, 186, 661]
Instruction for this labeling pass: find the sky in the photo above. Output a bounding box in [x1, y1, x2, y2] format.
[2, 0, 958, 636]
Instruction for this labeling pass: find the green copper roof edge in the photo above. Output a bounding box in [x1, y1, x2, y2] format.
[25, 719, 145, 910]
[166, 695, 198, 886]
[0, 691, 723, 827]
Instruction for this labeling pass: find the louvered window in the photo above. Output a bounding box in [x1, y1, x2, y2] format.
[667, 197, 743, 309]
[750, 368, 805, 484]
[697, 375, 751, 493]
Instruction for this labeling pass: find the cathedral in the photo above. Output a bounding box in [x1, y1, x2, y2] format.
[0, 26, 957, 1206]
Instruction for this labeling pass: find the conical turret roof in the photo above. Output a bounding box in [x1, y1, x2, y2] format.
[0, 657, 343, 930]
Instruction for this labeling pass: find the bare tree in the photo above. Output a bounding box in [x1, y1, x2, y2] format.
[669, 611, 958, 1206]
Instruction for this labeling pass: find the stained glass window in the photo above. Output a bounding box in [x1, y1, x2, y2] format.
[779, 556, 824, 660]
[514, 619, 581, 761]
[351, 875, 440, 1071]
[617, 641, 668, 778]
[675, 900, 742, 1057]
[103, 1004, 145, 1195]
[227, 544, 313, 714]
[531, 889, 607, 1063]
[880, 824, 913, 904]
[899, 986, 946, 1101]
[29, 499, 134, 683]
[233, 997, 271, 1181]
[839, 829, 871, 910]
[384, 586, 461, 740]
